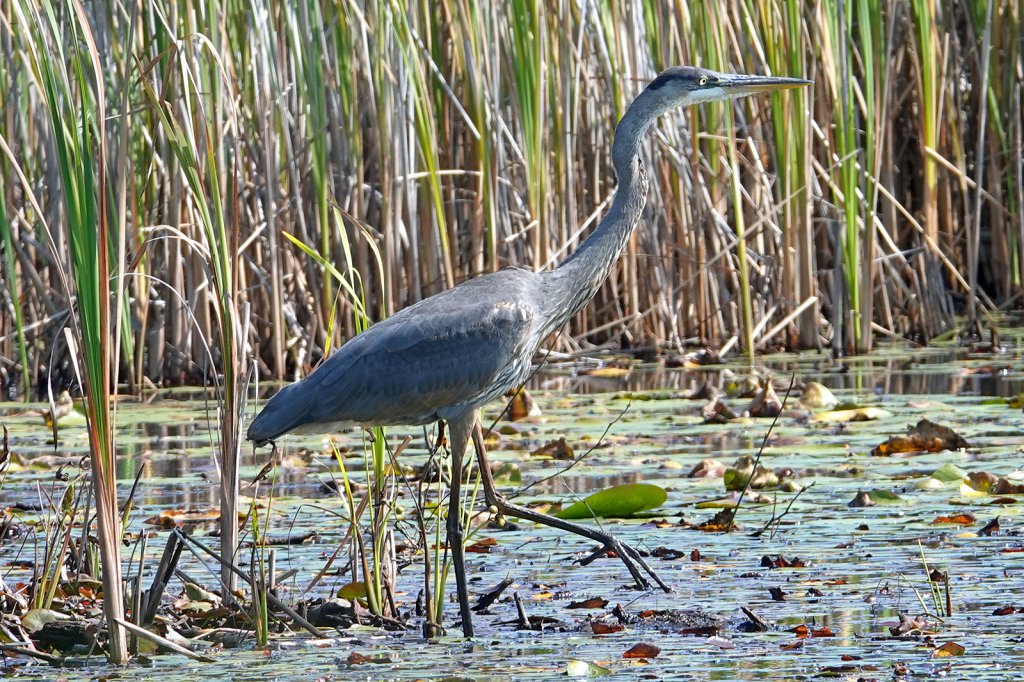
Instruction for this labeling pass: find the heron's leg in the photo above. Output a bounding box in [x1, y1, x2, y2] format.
[445, 416, 476, 638]
[469, 414, 670, 593]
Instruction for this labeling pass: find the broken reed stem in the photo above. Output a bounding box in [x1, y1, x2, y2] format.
[173, 530, 326, 638]
[113, 618, 215, 663]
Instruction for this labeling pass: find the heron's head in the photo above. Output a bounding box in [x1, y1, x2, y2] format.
[644, 66, 810, 110]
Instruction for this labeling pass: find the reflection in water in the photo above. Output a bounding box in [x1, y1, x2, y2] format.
[528, 343, 1024, 399]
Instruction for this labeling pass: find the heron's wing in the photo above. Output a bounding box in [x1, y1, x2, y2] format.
[305, 270, 539, 426]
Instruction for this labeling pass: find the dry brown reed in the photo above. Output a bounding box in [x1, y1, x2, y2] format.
[0, 0, 1021, 396]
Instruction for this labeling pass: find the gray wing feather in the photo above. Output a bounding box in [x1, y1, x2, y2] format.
[301, 269, 539, 427]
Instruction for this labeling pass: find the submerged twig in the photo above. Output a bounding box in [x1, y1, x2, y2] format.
[727, 375, 794, 532]
[113, 618, 214, 663]
[750, 482, 816, 539]
[174, 530, 326, 638]
[513, 402, 631, 498]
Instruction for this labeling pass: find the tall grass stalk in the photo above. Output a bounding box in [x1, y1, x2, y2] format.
[1, 0, 1021, 387]
[141, 26, 248, 593]
[285, 206, 395, 617]
[13, 0, 128, 661]
[0, 191, 31, 398]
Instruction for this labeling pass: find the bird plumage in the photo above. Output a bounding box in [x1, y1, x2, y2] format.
[250, 68, 770, 444]
[247, 66, 810, 637]
[248, 267, 545, 441]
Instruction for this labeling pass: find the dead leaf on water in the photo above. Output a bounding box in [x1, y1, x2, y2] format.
[582, 366, 630, 379]
[566, 659, 612, 677]
[466, 537, 498, 553]
[848, 491, 875, 507]
[932, 641, 966, 657]
[143, 507, 221, 527]
[762, 555, 806, 569]
[591, 621, 625, 635]
[531, 437, 574, 460]
[931, 513, 976, 525]
[701, 396, 738, 424]
[506, 388, 542, 420]
[688, 458, 725, 478]
[696, 509, 735, 532]
[979, 517, 1001, 535]
[567, 597, 608, 609]
[871, 418, 971, 456]
[791, 624, 835, 638]
[622, 642, 660, 659]
[724, 456, 780, 491]
[814, 406, 892, 423]
[747, 379, 782, 418]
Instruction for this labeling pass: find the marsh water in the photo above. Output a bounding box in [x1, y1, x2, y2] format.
[3, 334, 1024, 680]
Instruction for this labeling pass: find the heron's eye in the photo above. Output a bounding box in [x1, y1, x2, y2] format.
[698, 76, 709, 86]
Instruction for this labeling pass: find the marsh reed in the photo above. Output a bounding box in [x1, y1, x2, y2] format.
[1, 0, 1021, 391]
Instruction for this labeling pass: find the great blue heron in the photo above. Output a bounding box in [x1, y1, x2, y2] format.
[248, 66, 810, 637]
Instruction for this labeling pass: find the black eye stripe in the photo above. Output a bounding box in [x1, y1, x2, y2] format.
[645, 66, 708, 91]
[648, 73, 674, 90]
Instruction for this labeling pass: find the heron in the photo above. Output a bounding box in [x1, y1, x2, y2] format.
[248, 66, 810, 637]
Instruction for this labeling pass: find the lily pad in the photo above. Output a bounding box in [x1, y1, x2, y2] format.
[566, 659, 612, 677]
[930, 463, 968, 483]
[556, 483, 667, 520]
[866, 489, 905, 505]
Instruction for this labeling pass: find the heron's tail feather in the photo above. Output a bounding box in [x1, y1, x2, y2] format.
[246, 379, 317, 445]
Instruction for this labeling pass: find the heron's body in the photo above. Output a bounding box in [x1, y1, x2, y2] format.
[248, 66, 810, 636]
[255, 267, 547, 434]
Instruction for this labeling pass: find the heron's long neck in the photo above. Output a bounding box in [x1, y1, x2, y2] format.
[540, 93, 662, 327]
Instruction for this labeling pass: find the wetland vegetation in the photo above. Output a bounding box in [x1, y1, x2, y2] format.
[1, 0, 1023, 678]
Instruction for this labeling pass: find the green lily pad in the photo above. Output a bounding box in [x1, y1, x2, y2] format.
[567, 659, 612, 677]
[866, 489, 905, 504]
[930, 463, 968, 483]
[556, 483, 667, 520]
[339, 581, 369, 600]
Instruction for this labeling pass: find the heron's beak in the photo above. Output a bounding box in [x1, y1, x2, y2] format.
[716, 73, 812, 96]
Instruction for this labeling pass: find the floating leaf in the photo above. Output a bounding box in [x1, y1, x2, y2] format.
[338, 581, 368, 600]
[932, 641, 966, 657]
[492, 462, 522, 484]
[582, 366, 630, 379]
[695, 495, 740, 509]
[567, 659, 612, 677]
[531, 437, 574, 460]
[724, 456, 779, 491]
[931, 513, 976, 526]
[507, 388, 541, 420]
[466, 537, 498, 553]
[960, 481, 990, 498]
[813, 406, 892, 423]
[747, 379, 782, 418]
[800, 382, 837, 409]
[623, 642, 660, 659]
[872, 418, 971, 456]
[556, 483, 667, 520]
[866, 489, 905, 505]
[688, 458, 726, 478]
[21, 608, 70, 633]
[706, 635, 736, 649]
[915, 477, 947, 491]
[930, 463, 968, 483]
